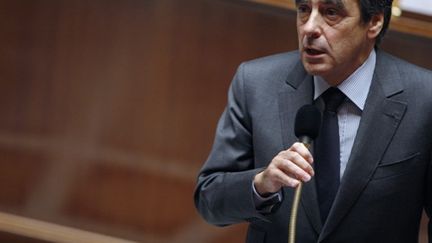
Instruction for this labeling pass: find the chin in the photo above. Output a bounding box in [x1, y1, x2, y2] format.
[301, 52, 334, 75]
[303, 63, 330, 77]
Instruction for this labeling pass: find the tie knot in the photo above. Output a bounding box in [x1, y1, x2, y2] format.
[321, 87, 346, 113]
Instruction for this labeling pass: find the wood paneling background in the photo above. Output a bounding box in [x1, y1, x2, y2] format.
[0, 0, 430, 242]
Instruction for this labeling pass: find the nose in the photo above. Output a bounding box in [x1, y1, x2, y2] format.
[303, 11, 322, 39]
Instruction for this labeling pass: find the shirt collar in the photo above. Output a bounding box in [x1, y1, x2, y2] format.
[313, 49, 376, 111]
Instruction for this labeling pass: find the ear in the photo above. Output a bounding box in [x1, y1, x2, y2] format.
[367, 13, 384, 39]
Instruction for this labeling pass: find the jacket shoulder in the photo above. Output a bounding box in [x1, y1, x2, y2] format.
[378, 51, 432, 79]
[234, 51, 304, 89]
[241, 51, 300, 75]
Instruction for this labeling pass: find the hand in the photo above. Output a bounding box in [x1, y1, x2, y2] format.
[253, 142, 314, 196]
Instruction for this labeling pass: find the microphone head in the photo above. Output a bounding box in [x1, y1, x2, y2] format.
[294, 104, 321, 140]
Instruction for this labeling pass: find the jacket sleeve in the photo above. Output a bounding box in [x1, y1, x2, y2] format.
[193, 63, 271, 226]
[426, 152, 432, 242]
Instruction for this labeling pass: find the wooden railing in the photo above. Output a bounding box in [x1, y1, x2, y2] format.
[0, 212, 135, 243]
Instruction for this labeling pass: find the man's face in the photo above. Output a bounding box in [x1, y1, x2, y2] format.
[296, 0, 374, 85]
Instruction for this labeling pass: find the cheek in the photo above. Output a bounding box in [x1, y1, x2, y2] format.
[330, 40, 352, 62]
[327, 32, 356, 55]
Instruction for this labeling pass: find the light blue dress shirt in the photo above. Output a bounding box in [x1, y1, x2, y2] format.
[313, 49, 376, 178]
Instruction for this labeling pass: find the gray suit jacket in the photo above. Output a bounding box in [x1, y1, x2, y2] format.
[194, 50, 432, 243]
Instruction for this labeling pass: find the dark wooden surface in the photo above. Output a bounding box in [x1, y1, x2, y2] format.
[0, 0, 430, 242]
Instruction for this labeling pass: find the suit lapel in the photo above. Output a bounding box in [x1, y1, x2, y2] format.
[318, 51, 407, 241]
[278, 61, 314, 149]
[278, 60, 323, 234]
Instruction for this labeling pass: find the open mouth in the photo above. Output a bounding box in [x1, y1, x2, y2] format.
[305, 48, 325, 55]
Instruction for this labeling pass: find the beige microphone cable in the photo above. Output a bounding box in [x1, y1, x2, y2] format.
[290, 104, 321, 243]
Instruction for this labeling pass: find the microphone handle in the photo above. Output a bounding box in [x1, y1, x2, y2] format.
[288, 140, 311, 243]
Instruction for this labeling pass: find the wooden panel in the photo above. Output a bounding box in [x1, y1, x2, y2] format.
[0, 148, 47, 208]
[382, 31, 432, 70]
[93, 0, 300, 166]
[63, 163, 196, 237]
[0, 231, 49, 243]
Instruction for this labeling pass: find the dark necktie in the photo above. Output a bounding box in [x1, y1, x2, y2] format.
[314, 87, 346, 223]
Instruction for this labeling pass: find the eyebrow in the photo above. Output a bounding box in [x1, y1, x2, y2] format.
[295, 0, 345, 9]
[322, 0, 345, 9]
[295, 0, 307, 5]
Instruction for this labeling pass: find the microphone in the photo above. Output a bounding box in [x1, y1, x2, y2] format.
[294, 104, 322, 147]
[289, 104, 321, 243]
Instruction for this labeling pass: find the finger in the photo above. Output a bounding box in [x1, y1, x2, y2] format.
[277, 158, 312, 182]
[289, 142, 314, 164]
[272, 168, 300, 188]
[278, 150, 314, 177]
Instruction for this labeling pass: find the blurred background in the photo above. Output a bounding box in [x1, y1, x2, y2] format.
[0, 0, 431, 242]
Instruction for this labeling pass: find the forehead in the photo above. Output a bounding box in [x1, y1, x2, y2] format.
[295, 0, 345, 7]
[295, 0, 361, 13]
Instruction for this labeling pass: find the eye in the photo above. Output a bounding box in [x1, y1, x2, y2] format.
[324, 7, 343, 22]
[297, 4, 311, 21]
[297, 5, 310, 13]
[325, 8, 338, 17]
[297, 3, 311, 14]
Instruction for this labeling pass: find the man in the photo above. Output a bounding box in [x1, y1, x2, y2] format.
[194, 0, 432, 242]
